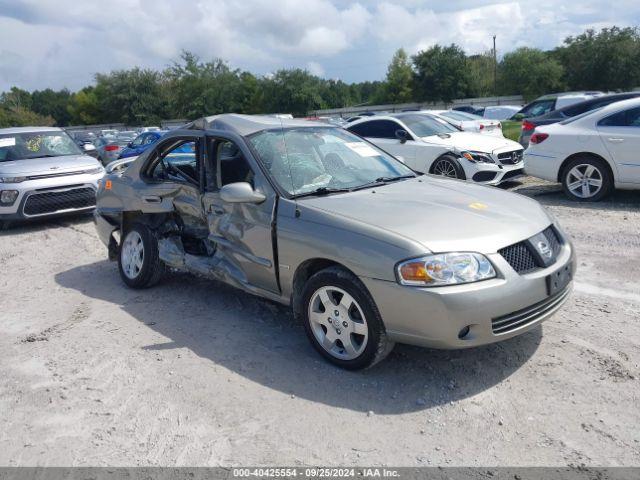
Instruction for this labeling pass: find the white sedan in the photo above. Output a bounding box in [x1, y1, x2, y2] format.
[425, 110, 504, 137]
[524, 97, 640, 201]
[346, 113, 524, 185]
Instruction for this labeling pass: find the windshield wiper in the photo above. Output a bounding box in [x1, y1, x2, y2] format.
[292, 187, 352, 199]
[351, 174, 416, 191]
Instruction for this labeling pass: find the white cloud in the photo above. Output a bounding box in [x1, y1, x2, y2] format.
[0, 0, 638, 91]
[306, 61, 326, 77]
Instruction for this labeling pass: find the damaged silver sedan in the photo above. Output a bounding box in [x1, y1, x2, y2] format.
[94, 114, 575, 369]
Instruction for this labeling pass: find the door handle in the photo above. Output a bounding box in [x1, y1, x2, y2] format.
[607, 137, 624, 143]
[208, 205, 225, 215]
[142, 195, 161, 204]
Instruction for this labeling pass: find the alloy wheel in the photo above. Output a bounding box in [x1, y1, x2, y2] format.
[566, 164, 603, 199]
[433, 159, 459, 178]
[308, 286, 369, 360]
[121, 230, 145, 280]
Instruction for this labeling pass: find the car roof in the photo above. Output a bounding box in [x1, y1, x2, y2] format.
[537, 91, 604, 100]
[188, 113, 329, 136]
[346, 115, 404, 127]
[565, 96, 640, 124]
[0, 126, 63, 134]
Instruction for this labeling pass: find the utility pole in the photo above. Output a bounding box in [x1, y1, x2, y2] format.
[493, 35, 497, 95]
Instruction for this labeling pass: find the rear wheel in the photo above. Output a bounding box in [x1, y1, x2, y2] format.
[118, 223, 165, 288]
[301, 266, 394, 370]
[561, 156, 612, 202]
[431, 154, 466, 180]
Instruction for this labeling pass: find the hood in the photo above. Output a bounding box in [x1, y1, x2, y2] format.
[300, 177, 551, 253]
[0, 154, 100, 176]
[422, 131, 520, 154]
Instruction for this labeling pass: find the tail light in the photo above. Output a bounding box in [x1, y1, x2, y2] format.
[104, 145, 120, 151]
[530, 133, 549, 144]
[522, 120, 536, 131]
[479, 124, 485, 130]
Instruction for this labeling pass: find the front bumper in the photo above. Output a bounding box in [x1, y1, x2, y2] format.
[0, 173, 102, 221]
[361, 240, 576, 349]
[463, 160, 525, 185]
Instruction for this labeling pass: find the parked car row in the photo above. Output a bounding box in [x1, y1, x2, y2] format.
[4, 95, 637, 369]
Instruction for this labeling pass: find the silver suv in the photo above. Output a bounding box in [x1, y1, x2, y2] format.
[0, 127, 104, 228]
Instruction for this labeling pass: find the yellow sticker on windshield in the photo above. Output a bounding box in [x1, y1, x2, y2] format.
[26, 136, 43, 152]
[469, 202, 488, 210]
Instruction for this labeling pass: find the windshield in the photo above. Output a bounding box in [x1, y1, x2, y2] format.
[396, 114, 458, 137]
[441, 111, 482, 121]
[248, 127, 414, 196]
[0, 131, 82, 162]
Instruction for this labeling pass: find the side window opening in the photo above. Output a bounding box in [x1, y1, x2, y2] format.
[215, 140, 254, 189]
[599, 107, 640, 127]
[149, 139, 200, 186]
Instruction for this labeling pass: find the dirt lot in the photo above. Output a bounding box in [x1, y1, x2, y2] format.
[0, 178, 639, 467]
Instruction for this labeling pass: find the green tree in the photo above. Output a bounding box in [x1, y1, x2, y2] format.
[467, 52, 495, 98]
[30, 88, 73, 126]
[554, 27, 640, 91]
[378, 48, 414, 103]
[92, 68, 169, 125]
[499, 47, 565, 100]
[0, 105, 54, 128]
[259, 69, 327, 116]
[67, 87, 100, 125]
[412, 44, 471, 102]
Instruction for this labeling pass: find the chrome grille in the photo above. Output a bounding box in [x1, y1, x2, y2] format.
[497, 150, 524, 165]
[499, 242, 537, 273]
[23, 187, 96, 216]
[499, 226, 564, 274]
[543, 226, 562, 257]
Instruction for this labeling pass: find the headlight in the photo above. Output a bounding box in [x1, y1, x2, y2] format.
[0, 190, 19, 206]
[84, 166, 105, 175]
[397, 253, 496, 286]
[461, 151, 495, 163]
[0, 176, 27, 183]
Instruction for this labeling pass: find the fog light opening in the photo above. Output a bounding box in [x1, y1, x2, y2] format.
[458, 325, 471, 340]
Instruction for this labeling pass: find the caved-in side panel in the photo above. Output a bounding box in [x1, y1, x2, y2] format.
[203, 175, 279, 293]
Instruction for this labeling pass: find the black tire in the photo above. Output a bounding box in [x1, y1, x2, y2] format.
[118, 223, 165, 288]
[300, 266, 394, 370]
[431, 154, 466, 180]
[561, 156, 613, 202]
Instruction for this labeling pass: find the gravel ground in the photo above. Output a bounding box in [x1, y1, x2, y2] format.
[0, 177, 638, 467]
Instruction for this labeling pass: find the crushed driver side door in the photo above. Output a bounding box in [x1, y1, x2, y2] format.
[201, 133, 280, 294]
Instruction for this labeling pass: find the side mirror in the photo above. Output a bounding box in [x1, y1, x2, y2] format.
[512, 113, 525, 121]
[220, 182, 266, 204]
[395, 129, 409, 144]
[83, 143, 96, 152]
[127, 142, 133, 148]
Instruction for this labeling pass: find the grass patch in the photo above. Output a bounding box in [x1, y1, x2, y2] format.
[501, 120, 522, 142]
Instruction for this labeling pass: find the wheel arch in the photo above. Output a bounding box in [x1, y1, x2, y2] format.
[291, 258, 359, 319]
[428, 152, 467, 180]
[557, 152, 615, 183]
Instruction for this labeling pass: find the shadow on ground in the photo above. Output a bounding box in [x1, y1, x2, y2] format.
[0, 214, 94, 237]
[56, 260, 542, 414]
[507, 182, 640, 211]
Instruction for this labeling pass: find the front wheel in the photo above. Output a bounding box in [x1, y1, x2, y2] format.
[561, 156, 613, 202]
[431, 154, 466, 180]
[118, 223, 165, 288]
[300, 266, 394, 370]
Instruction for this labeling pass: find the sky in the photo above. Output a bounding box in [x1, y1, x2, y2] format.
[0, 0, 639, 92]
